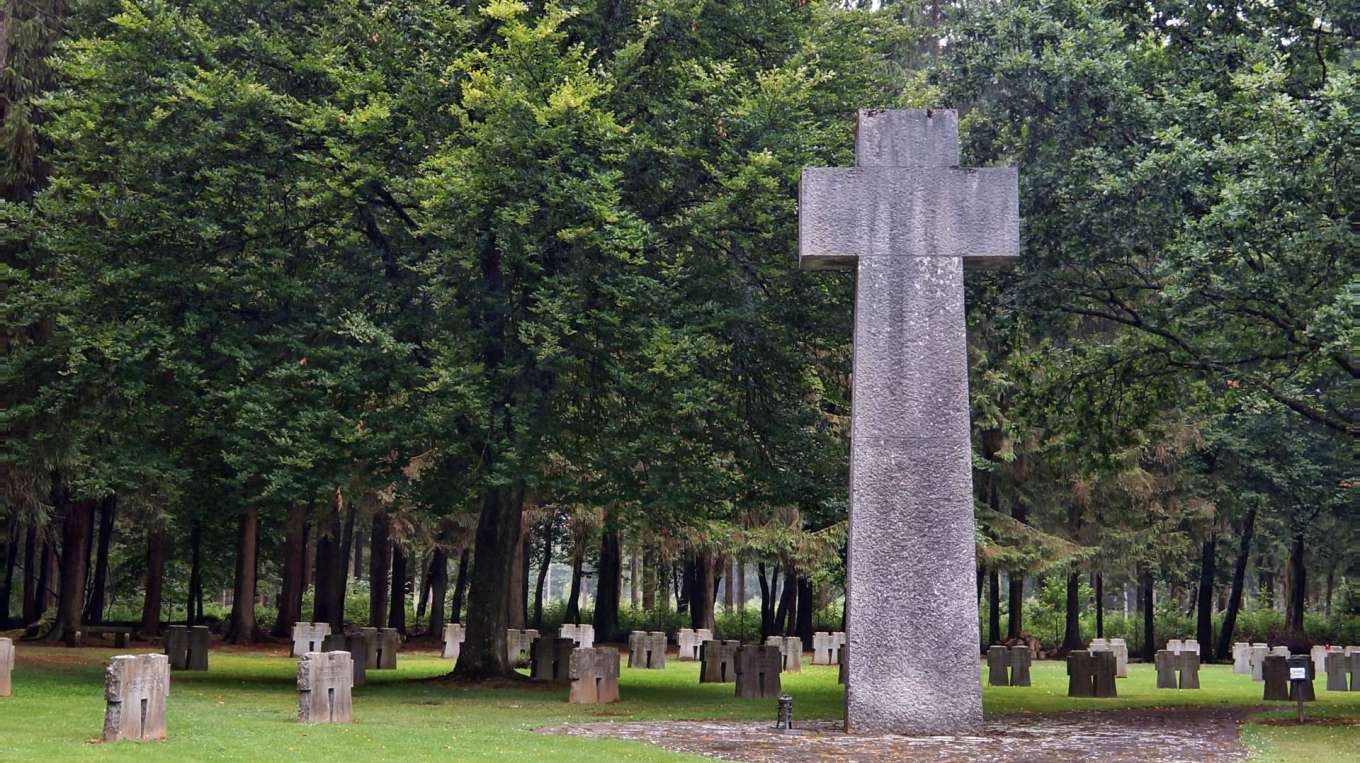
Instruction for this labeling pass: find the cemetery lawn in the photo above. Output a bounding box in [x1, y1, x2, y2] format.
[2, 645, 1356, 761]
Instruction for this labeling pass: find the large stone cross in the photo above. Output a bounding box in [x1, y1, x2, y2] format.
[799, 109, 1019, 733]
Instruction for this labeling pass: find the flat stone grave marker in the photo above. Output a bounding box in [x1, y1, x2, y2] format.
[735, 645, 782, 699]
[700, 640, 741, 683]
[1249, 644, 1269, 681]
[676, 629, 712, 661]
[0, 637, 12, 697]
[1262, 655, 1290, 701]
[1090, 651, 1117, 697]
[1166, 639, 1184, 654]
[765, 636, 802, 673]
[165, 625, 210, 671]
[1066, 651, 1094, 698]
[1270, 645, 1291, 657]
[322, 633, 368, 686]
[559, 623, 595, 648]
[442, 624, 465, 660]
[1351, 652, 1360, 691]
[506, 628, 539, 665]
[292, 622, 331, 657]
[1009, 646, 1032, 687]
[1109, 638, 1129, 678]
[1178, 652, 1200, 689]
[1155, 650, 1178, 689]
[1325, 651, 1349, 691]
[297, 651, 354, 724]
[373, 628, 400, 669]
[568, 647, 619, 704]
[1232, 642, 1251, 674]
[627, 631, 666, 669]
[986, 646, 1009, 686]
[799, 107, 1017, 733]
[531, 637, 576, 683]
[812, 631, 846, 665]
[103, 654, 169, 742]
[1288, 656, 1316, 702]
[1311, 645, 1329, 677]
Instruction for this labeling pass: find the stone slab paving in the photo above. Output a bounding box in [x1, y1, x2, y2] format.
[544, 708, 1253, 762]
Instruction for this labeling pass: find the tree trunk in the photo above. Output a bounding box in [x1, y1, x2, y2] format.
[429, 549, 449, 633]
[642, 546, 656, 611]
[987, 569, 1001, 644]
[39, 539, 57, 615]
[774, 567, 795, 635]
[631, 544, 642, 609]
[506, 527, 527, 630]
[1140, 565, 1155, 660]
[187, 521, 203, 624]
[1285, 533, 1306, 634]
[1007, 571, 1025, 639]
[84, 495, 116, 624]
[1061, 569, 1082, 650]
[49, 491, 95, 643]
[1196, 536, 1216, 654]
[689, 550, 715, 632]
[1094, 573, 1104, 638]
[1325, 568, 1335, 617]
[0, 516, 17, 627]
[795, 576, 814, 644]
[140, 528, 167, 636]
[532, 518, 553, 630]
[594, 528, 623, 641]
[416, 554, 433, 622]
[388, 542, 407, 634]
[226, 508, 259, 644]
[369, 512, 391, 627]
[313, 499, 344, 629]
[352, 522, 366, 579]
[723, 557, 734, 613]
[453, 483, 524, 679]
[1216, 507, 1257, 660]
[274, 503, 307, 637]
[450, 547, 470, 623]
[337, 494, 356, 623]
[565, 544, 583, 624]
[758, 562, 774, 638]
[736, 559, 745, 612]
[21, 524, 38, 623]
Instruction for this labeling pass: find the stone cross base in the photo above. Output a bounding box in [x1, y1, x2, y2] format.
[506, 629, 540, 666]
[627, 631, 666, 669]
[104, 654, 169, 742]
[700, 640, 741, 683]
[442, 624, 466, 660]
[165, 625, 210, 671]
[568, 647, 620, 704]
[531, 637, 576, 683]
[321, 633, 369, 686]
[291, 622, 331, 658]
[765, 636, 802, 673]
[676, 629, 713, 661]
[811, 632, 846, 665]
[298, 651, 354, 724]
[986, 645, 1031, 687]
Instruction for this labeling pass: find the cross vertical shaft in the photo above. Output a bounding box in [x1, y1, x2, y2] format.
[799, 109, 1019, 733]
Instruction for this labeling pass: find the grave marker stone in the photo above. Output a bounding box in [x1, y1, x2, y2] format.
[1325, 651, 1348, 691]
[1262, 655, 1290, 701]
[1009, 646, 1032, 687]
[321, 633, 368, 686]
[812, 631, 846, 665]
[559, 623, 595, 649]
[1092, 651, 1117, 697]
[568, 647, 619, 704]
[0, 637, 12, 697]
[1066, 651, 1094, 697]
[700, 640, 741, 683]
[103, 654, 169, 742]
[1167, 639, 1184, 654]
[297, 651, 354, 724]
[1249, 644, 1269, 681]
[1109, 638, 1129, 678]
[442, 624, 465, 660]
[1155, 650, 1177, 689]
[1287, 655, 1316, 703]
[1350, 652, 1360, 692]
[799, 108, 1017, 733]
[627, 631, 666, 669]
[531, 637, 576, 683]
[676, 628, 712, 661]
[986, 646, 1009, 686]
[765, 636, 802, 673]
[1232, 642, 1251, 675]
[291, 622, 331, 657]
[735, 645, 782, 699]
[1178, 652, 1201, 689]
[372, 628, 400, 670]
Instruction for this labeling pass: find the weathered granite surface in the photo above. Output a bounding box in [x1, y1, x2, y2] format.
[700, 640, 741, 684]
[531, 637, 576, 683]
[568, 647, 619, 704]
[291, 622, 331, 658]
[297, 651, 354, 724]
[321, 633, 368, 686]
[0, 637, 12, 697]
[442, 623, 465, 660]
[734, 645, 782, 699]
[799, 108, 1017, 733]
[103, 654, 169, 742]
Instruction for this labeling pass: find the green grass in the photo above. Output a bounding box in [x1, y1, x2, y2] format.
[0, 645, 1355, 761]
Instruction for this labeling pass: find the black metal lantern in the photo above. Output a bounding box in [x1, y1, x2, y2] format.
[775, 693, 794, 731]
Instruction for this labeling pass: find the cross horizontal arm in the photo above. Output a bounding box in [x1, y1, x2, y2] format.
[799, 167, 1019, 271]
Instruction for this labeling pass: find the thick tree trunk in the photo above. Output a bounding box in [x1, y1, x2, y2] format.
[313, 499, 344, 629]
[1216, 507, 1256, 660]
[594, 528, 623, 641]
[49, 493, 95, 643]
[1140, 565, 1155, 660]
[453, 483, 524, 679]
[388, 542, 407, 634]
[450, 547, 470, 623]
[353, 523, 366, 579]
[369, 512, 391, 627]
[506, 528, 527, 630]
[1007, 571, 1025, 639]
[84, 495, 116, 624]
[416, 554, 433, 622]
[987, 569, 1001, 644]
[631, 544, 642, 609]
[1061, 569, 1082, 650]
[677, 560, 692, 616]
[774, 568, 796, 635]
[1325, 568, 1335, 617]
[187, 521, 203, 624]
[22, 524, 37, 623]
[795, 576, 814, 645]
[274, 503, 307, 637]
[337, 495, 356, 622]
[736, 559, 745, 612]
[226, 508, 259, 644]
[1196, 536, 1216, 654]
[532, 519, 553, 630]
[1285, 533, 1306, 634]
[565, 544, 583, 624]
[140, 528, 167, 636]
[689, 550, 715, 632]
[723, 557, 734, 613]
[38, 539, 56, 615]
[758, 562, 774, 638]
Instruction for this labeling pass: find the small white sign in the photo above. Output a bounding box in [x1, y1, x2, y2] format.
[1289, 667, 1307, 680]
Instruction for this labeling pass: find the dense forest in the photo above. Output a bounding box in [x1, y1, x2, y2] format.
[0, 0, 1354, 675]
